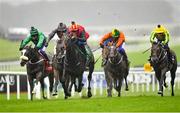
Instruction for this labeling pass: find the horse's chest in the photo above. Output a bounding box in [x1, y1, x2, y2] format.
[26, 63, 44, 75]
[106, 65, 122, 74]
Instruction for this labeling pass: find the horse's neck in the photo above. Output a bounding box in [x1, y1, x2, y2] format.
[113, 52, 122, 62]
[65, 46, 78, 64]
[31, 52, 42, 63]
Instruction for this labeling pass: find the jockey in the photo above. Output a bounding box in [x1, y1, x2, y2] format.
[19, 26, 49, 61]
[150, 25, 173, 62]
[99, 28, 128, 66]
[68, 21, 92, 66]
[45, 22, 68, 55]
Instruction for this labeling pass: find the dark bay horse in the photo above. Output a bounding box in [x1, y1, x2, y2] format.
[103, 44, 129, 97]
[150, 42, 177, 96]
[20, 46, 54, 100]
[62, 37, 94, 99]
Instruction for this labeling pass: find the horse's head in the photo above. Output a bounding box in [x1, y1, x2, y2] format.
[64, 35, 78, 51]
[109, 45, 118, 58]
[20, 46, 37, 66]
[108, 44, 121, 64]
[150, 42, 166, 64]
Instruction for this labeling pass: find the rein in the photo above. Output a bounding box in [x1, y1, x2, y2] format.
[28, 59, 44, 65]
[108, 55, 123, 65]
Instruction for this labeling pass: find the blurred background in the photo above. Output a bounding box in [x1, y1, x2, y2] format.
[0, 0, 180, 71]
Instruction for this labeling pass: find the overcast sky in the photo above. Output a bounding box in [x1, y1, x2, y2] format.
[0, 0, 180, 32]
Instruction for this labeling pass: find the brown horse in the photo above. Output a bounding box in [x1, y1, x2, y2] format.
[102, 44, 129, 97]
[20, 46, 54, 100]
[150, 42, 177, 96]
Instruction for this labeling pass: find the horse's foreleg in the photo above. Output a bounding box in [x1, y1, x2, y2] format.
[48, 72, 54, 95]
[170, 71, 176, 96]
[114, 79, 118, 91]
[32, 72, 43, 94]
[124, 76, 129, 91]
[77, 74, 83, 93]
[158, 71, 166, 97]
[52, 70, 59, 96]
[63, 74, 71, 99]
[87, 72, 92, 98]
[163, 76, 168, 88]
[40, 79, 47, 99]
[118, 78, 123, 97]
[87, 63, 94, 98]
[105, 72, 113, 97]
[28, 76, 34, 101]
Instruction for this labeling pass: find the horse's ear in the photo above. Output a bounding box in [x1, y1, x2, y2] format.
[29, 44, 32, 48]
[107, 41, 113, 46]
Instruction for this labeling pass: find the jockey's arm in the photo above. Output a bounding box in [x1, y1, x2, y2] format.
[162, 31, 170, 45]
[116, 32, 125, 48]
[19, 35, 31, 50]
[77, 31, 87, 45]
[150, 31, 156, 43]
[47, 29, 57, 43]
[36, 32, 46, 49]
[99, 33, 111, 45]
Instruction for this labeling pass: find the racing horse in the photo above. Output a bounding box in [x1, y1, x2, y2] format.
[20, 45, 54, 100]
[103, 43, 129, 97]
[51, 39, 66, 96]
[150, 42, 177, 96]
[62, 36, 94, 99]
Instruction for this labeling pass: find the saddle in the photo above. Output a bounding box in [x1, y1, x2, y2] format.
[38, 52, 53, 73]
[45, 61, 53, 73]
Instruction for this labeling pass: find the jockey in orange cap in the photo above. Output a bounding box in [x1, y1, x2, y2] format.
[69, 21, 93, 67]
[99, 28, 128, 66]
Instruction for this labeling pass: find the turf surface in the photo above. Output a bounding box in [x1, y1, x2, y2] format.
[1, 86, 180, 112]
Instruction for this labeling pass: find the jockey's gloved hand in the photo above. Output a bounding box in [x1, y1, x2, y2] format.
[45, 42, 48, 47]
[19, 47, 23, 51]
[34, 46, 39, 51]
[100, 44, 104, 48]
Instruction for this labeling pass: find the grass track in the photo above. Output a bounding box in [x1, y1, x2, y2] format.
[1, 87, 180, 112]
[1, 95, 180, 112]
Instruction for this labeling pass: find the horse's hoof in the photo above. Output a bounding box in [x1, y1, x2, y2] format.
[75, 88, 78, 92]
[107, 95, 112, 97]
[77, 88, 82, 92]
[67, 93, 71, 97]
[52, 91, 58, 96]
[52, 93, 58, 96]
[43, 96, 47, 99]
[64, 96, 68, 99]
[172, 93, 174, 96]
[161, 93, 163, 97]
[158, 91, 162, 94]
[87, 92, 92, 98]
[164, 84, 168, 88]
[125, 88, 129, 91]
[118, 94, 121, 97]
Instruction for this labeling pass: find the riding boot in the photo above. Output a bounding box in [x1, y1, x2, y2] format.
[39, 50, 50, 61]
[121, 50, 130, 67]
[80, 45, 88, 69]
[85, 45, 93, 68]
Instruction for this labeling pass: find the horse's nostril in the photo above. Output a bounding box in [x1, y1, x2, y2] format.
[20, 60, 26, 66]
